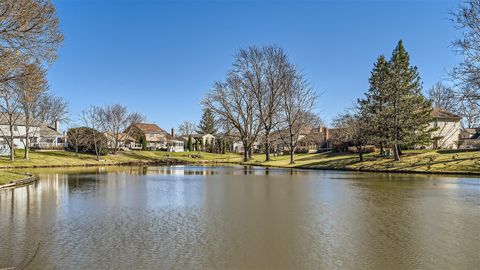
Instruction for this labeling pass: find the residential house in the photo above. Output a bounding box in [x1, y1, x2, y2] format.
[0, 115, 66, 153]
[269, 125, 326, 154]
[124, 123, 172, 150]
[233, 140, 260, 154]
[34, 122, 64, 149]
[0, 115, 41, 151]
[167, 139, 184, 152]
[104, 132, 139, 150]
[459, 127, 480, 149]
[165, 128, 184, 152]
[192, 133, 215, 148]
[430, 108, 462, 149]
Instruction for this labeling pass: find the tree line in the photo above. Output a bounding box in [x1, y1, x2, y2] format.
[0, 0, 67, 161]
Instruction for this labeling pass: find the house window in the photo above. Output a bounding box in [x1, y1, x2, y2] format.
[13, 125, 18, 132]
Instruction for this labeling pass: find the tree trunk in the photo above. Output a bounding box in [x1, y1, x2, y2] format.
[380, 143, 384, 156]
[359, 151, 363, 162]
[289, 148, 295, 164]
[113, 136, 118, 154]
[243, 148, 249, 162]
[9, 125, 14, 162]
[393, 143, 401, 161]
[24, 124, 29, 160]
[264, 130, 271, 162]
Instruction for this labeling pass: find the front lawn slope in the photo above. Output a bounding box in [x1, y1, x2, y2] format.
[246, 150, 480, 174]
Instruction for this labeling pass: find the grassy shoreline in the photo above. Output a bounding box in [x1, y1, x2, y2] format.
[246, 150, 480, 175]
[0, 149, 478, 183]
[0, 171, 32, 185]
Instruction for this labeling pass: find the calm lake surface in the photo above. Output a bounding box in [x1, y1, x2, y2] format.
[0, 166, 479, 269]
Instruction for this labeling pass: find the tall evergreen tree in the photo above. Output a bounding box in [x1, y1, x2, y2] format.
[359, 55, 390, 155]
[360, 41, 433, 161]
[197, 108, 217, 134]
[386, 40, 433, 160]
[187, 135, 193, 151]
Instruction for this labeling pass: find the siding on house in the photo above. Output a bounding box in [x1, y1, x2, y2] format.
[429, 108, 462, 149]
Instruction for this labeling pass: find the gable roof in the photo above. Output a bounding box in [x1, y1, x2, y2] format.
[104, 132, 135, 142]
[133, 123, 166, 133]
[39, 124, 62, 138]
[431, 108, 462, 121]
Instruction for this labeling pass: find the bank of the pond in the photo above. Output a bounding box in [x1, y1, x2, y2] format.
[0, 149, 242, 169]
[247, 150, 480, 175]
[0, 150, 479, 181]
[0, 171, 35, 189]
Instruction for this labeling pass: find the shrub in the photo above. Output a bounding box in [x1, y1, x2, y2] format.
[348, 145, 376, 153]
[67, 127, 108, 155]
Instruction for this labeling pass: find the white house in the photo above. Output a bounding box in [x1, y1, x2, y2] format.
[0, 115, 64, 154]
[167, 139, 184, 152]
[430, 108, 462, 149]
[34, 122, 64, 149]
[233, 140, 260, 154]
[0, 115, 41, 150]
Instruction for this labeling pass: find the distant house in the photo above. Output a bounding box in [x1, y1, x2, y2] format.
[430, 108, 462, 149]
[269, 125, 326, 154]
[192, 133, 215, 147]
[124, 123, 172, 150]
[297, 127, 332, 153]
[104, 132, 138, 150]
[34, 123, 64, 149]
[0, 115, 65, 153]
[233, 140, 259, 154]
[459, 127, 480, 149]
[0, 115, 41, 151]
[167, 139, 184, 152]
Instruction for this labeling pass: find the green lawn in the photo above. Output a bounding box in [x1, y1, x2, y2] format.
[246, 150, 480, 174]
[0, 171, 29, 185]
[0, 149, 243, 169]
[0, 149, 478, 184]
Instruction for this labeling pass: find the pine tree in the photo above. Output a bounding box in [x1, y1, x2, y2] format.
[360, 41, 433, 161]
[386, 40, 433, 160]
[197, 108, 217, 134]
[187, 135, 193, 151]
[194, 140, 199, 151]
[359, 55, 390, 155]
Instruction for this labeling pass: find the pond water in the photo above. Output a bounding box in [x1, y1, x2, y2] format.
[0, 166, 479, 269]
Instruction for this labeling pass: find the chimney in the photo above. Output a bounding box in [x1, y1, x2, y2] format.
[54, 121, 60, 132]
[171, 128, 175, 137]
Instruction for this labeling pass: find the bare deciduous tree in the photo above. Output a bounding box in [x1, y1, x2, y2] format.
[34, 92, 69, 127]
[203, 78, 261, 162]
[100, 104, 145, 154]
[66, 123, 83, 156]
[458, 87, 480, 128]
[0, 0, 63, 63]
[17, 63, 47, 159]
[451, 0, 480, 105]
[277, 71, 318, 164]
[427, 82, 457, 112]
[82, 106, 105, 161]
[178, 120, 196, 136]
[332, 107, 370, 161]
[251, 46, 291, 161]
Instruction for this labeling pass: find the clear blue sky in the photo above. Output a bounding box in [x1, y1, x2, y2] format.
[50, 0, 462, 129]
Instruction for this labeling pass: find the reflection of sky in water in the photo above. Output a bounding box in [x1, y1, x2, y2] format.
[0, 166, 478, 270]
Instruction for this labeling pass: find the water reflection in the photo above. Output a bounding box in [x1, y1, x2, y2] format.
[0, 166, 478, 269]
